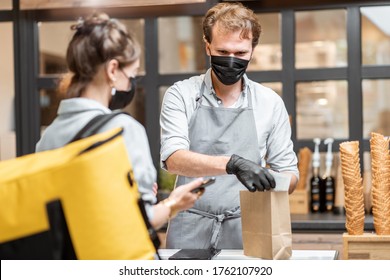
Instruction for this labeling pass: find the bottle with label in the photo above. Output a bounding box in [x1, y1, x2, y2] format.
[310, 138, 322, 213]
[322, 138, 335, 212]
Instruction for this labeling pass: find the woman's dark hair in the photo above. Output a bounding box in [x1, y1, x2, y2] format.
[62, 13, 141, 97]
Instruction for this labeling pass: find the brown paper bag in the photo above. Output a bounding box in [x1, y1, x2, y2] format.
[240, 190, 292, 260]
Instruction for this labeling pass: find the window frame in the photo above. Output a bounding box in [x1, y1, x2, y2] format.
[7, 0, 390, 173]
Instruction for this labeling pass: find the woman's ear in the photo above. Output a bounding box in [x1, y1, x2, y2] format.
[106, 59, 119, 82]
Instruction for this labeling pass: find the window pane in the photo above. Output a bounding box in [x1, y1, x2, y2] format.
[158, 86, 178, 193]
[123, 85, 146, 126]
[158, 16, 205, 74]
[362, 151, 373, 212]
[0, 22, 16, 160]
[39, 19, 145, 75]
[40, 85, 146, 133]
[158, 168, 177, 195]
[0, 0, 11, 10]
[296, 81, 348, 139]
[40, 89, 62, 129]
[295, 10, 347, 69]
[39, 21, 78, 75]
[363, 79, 390, 138]
[262, 82, 282, 97]
[249, 13, 281, 71]
[159, 86, 169, 112]
[361, 6, 390, 65]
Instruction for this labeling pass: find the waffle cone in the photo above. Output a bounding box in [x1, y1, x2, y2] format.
[339, 141, 365, 235]
[369, 132, 390, 235]
[297, 147, 312, 190]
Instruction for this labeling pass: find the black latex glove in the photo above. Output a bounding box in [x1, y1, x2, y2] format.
[226, 154, 276, 192]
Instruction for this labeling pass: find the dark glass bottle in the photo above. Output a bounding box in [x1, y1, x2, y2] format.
[322, 138, 335, 212]
[310, 166, 322, 213]
[323, 176, 335, 212]
[310, 138, 322, 213]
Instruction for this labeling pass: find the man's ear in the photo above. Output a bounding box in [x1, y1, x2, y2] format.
[203, 35, 211, 56]
[204, 44, 211, 57]
[202, 35, 208, 44]
[205, 46, 210, 57]
[249, 49, 255, 61]
[106, 59, 119, 82]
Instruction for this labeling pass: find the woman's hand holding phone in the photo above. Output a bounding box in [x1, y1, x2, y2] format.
[191, 177, 216, 194]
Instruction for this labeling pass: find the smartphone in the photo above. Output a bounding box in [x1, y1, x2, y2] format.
[168, 248, 221, 260]
[191, 177, 216, 193]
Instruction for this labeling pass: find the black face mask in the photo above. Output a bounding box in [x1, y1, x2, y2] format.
[109, 78, 137, 110]
[210, 55, 249, 85]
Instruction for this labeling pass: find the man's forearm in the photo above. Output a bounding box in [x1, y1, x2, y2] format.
[165, 150, 230, 177]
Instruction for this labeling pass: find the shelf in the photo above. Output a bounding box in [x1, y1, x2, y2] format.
[291, 212, 374, 233]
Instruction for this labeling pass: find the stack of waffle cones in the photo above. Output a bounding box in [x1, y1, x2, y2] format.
[340, 141, 365, 235]
[296, 147, 312, 190]
[370, 132, 390, 235]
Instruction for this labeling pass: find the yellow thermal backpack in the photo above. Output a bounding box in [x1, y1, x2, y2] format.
[0, 113, 158, 259]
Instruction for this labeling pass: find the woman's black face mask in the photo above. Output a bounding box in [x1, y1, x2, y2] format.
[109, 77, 137, 110]
[210, 55, 249, 85]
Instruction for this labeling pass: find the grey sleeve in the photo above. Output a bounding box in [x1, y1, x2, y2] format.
[121, 118, 157, 189]
[138, 186, 157, 220]
[160, 85, 191, 170]
[112, 116, 157, 219]
[266, 100, 299, 180]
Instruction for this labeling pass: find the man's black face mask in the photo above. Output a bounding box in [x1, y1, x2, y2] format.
[210, 55, 249, 85]
[109, 78, 137, 110]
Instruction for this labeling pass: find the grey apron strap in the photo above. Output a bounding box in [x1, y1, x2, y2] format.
[188, 207, 241, 249]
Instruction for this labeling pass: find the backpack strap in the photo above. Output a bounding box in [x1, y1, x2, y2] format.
[69, 111, 129, 143]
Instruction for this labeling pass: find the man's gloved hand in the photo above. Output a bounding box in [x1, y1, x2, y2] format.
[226, 154, 276, 192]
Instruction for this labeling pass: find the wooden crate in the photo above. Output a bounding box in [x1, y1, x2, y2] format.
[343, 233, 390, 260]
[289, 189, 309, 214]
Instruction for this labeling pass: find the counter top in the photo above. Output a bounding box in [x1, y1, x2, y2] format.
[291, 213, 374, 232]
[158, 249, 338, 260]
[158, 213, 375, 234]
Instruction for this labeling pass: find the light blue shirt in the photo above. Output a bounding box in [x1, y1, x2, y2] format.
[160, 69, 299, 179]
[36, 98, 157, 217]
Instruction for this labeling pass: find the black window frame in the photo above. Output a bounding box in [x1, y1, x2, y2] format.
[5, 0, 390, 173]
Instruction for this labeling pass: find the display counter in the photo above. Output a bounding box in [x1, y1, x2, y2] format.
[158, 249, 338, 260]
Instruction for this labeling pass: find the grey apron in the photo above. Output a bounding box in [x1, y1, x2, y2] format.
[166, 80, 261, 250]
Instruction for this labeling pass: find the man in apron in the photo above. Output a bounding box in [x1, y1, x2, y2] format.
[160, 2, 299, 250]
